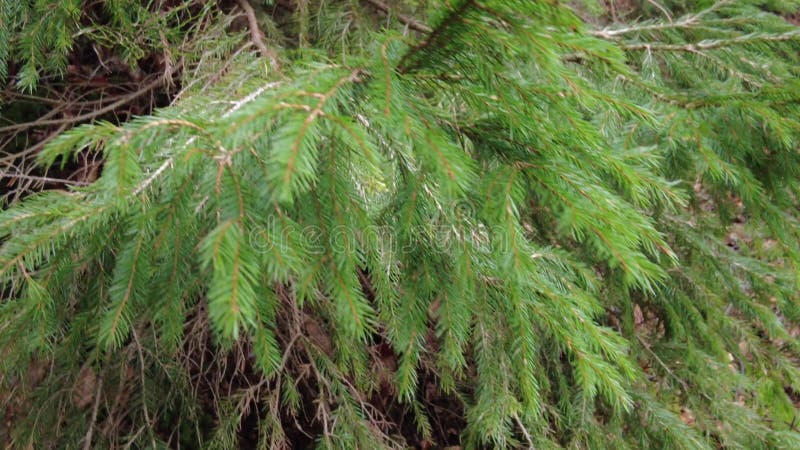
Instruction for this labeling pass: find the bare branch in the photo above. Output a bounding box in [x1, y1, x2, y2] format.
[362, 0, 432, 33]
[1, 173, 91, 187]
[0, 64, 182, 134]
[82, 376, 103, 450]
[236, 0, 281, 71]
[646, 0, 673, 22]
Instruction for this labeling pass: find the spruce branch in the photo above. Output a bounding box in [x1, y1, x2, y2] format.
[398, 0, 476, 72]
[591, 16, 699, 39]
[591, 0, 733, 38]
[4, 1, 800, 447]
[132, 81, 283, 196]
[623, 29, 800, 52]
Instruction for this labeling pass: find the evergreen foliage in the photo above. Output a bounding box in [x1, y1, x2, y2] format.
[0, 0, 216, 91]
[2, 0, 800, 448]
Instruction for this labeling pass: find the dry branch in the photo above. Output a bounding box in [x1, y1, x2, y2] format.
[236, 0, 281, 71]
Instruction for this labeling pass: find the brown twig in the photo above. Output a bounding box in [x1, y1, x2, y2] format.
[636, 334, 690, 393]
[0, 64, 182, 134]
[236, 0, 280, 71]
[363, 0, 432, 33]
[131, 328, 158, 448]
[1, 173, 92, 187]
[513, 414, 535, 449]
[82, 375, 103, 450]
[0, 124, 68, 165]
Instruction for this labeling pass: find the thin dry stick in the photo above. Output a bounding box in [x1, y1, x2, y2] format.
[0, 64, 182, 134]
[363, 0, 432, 33]
[0, 124, 68, 165]
[121, 425, 148, 450]
[636, 334, 690, 392]
[236, 0, 280, 70]
[82, 376, 104, 450]
[1, 173, 92, 186]
[646, 0, 673, 22]
[514, 414, 536, 449]
[132, 328, 158, 448]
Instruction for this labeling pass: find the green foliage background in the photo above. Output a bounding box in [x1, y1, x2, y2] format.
[2, 0, 800, 448]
